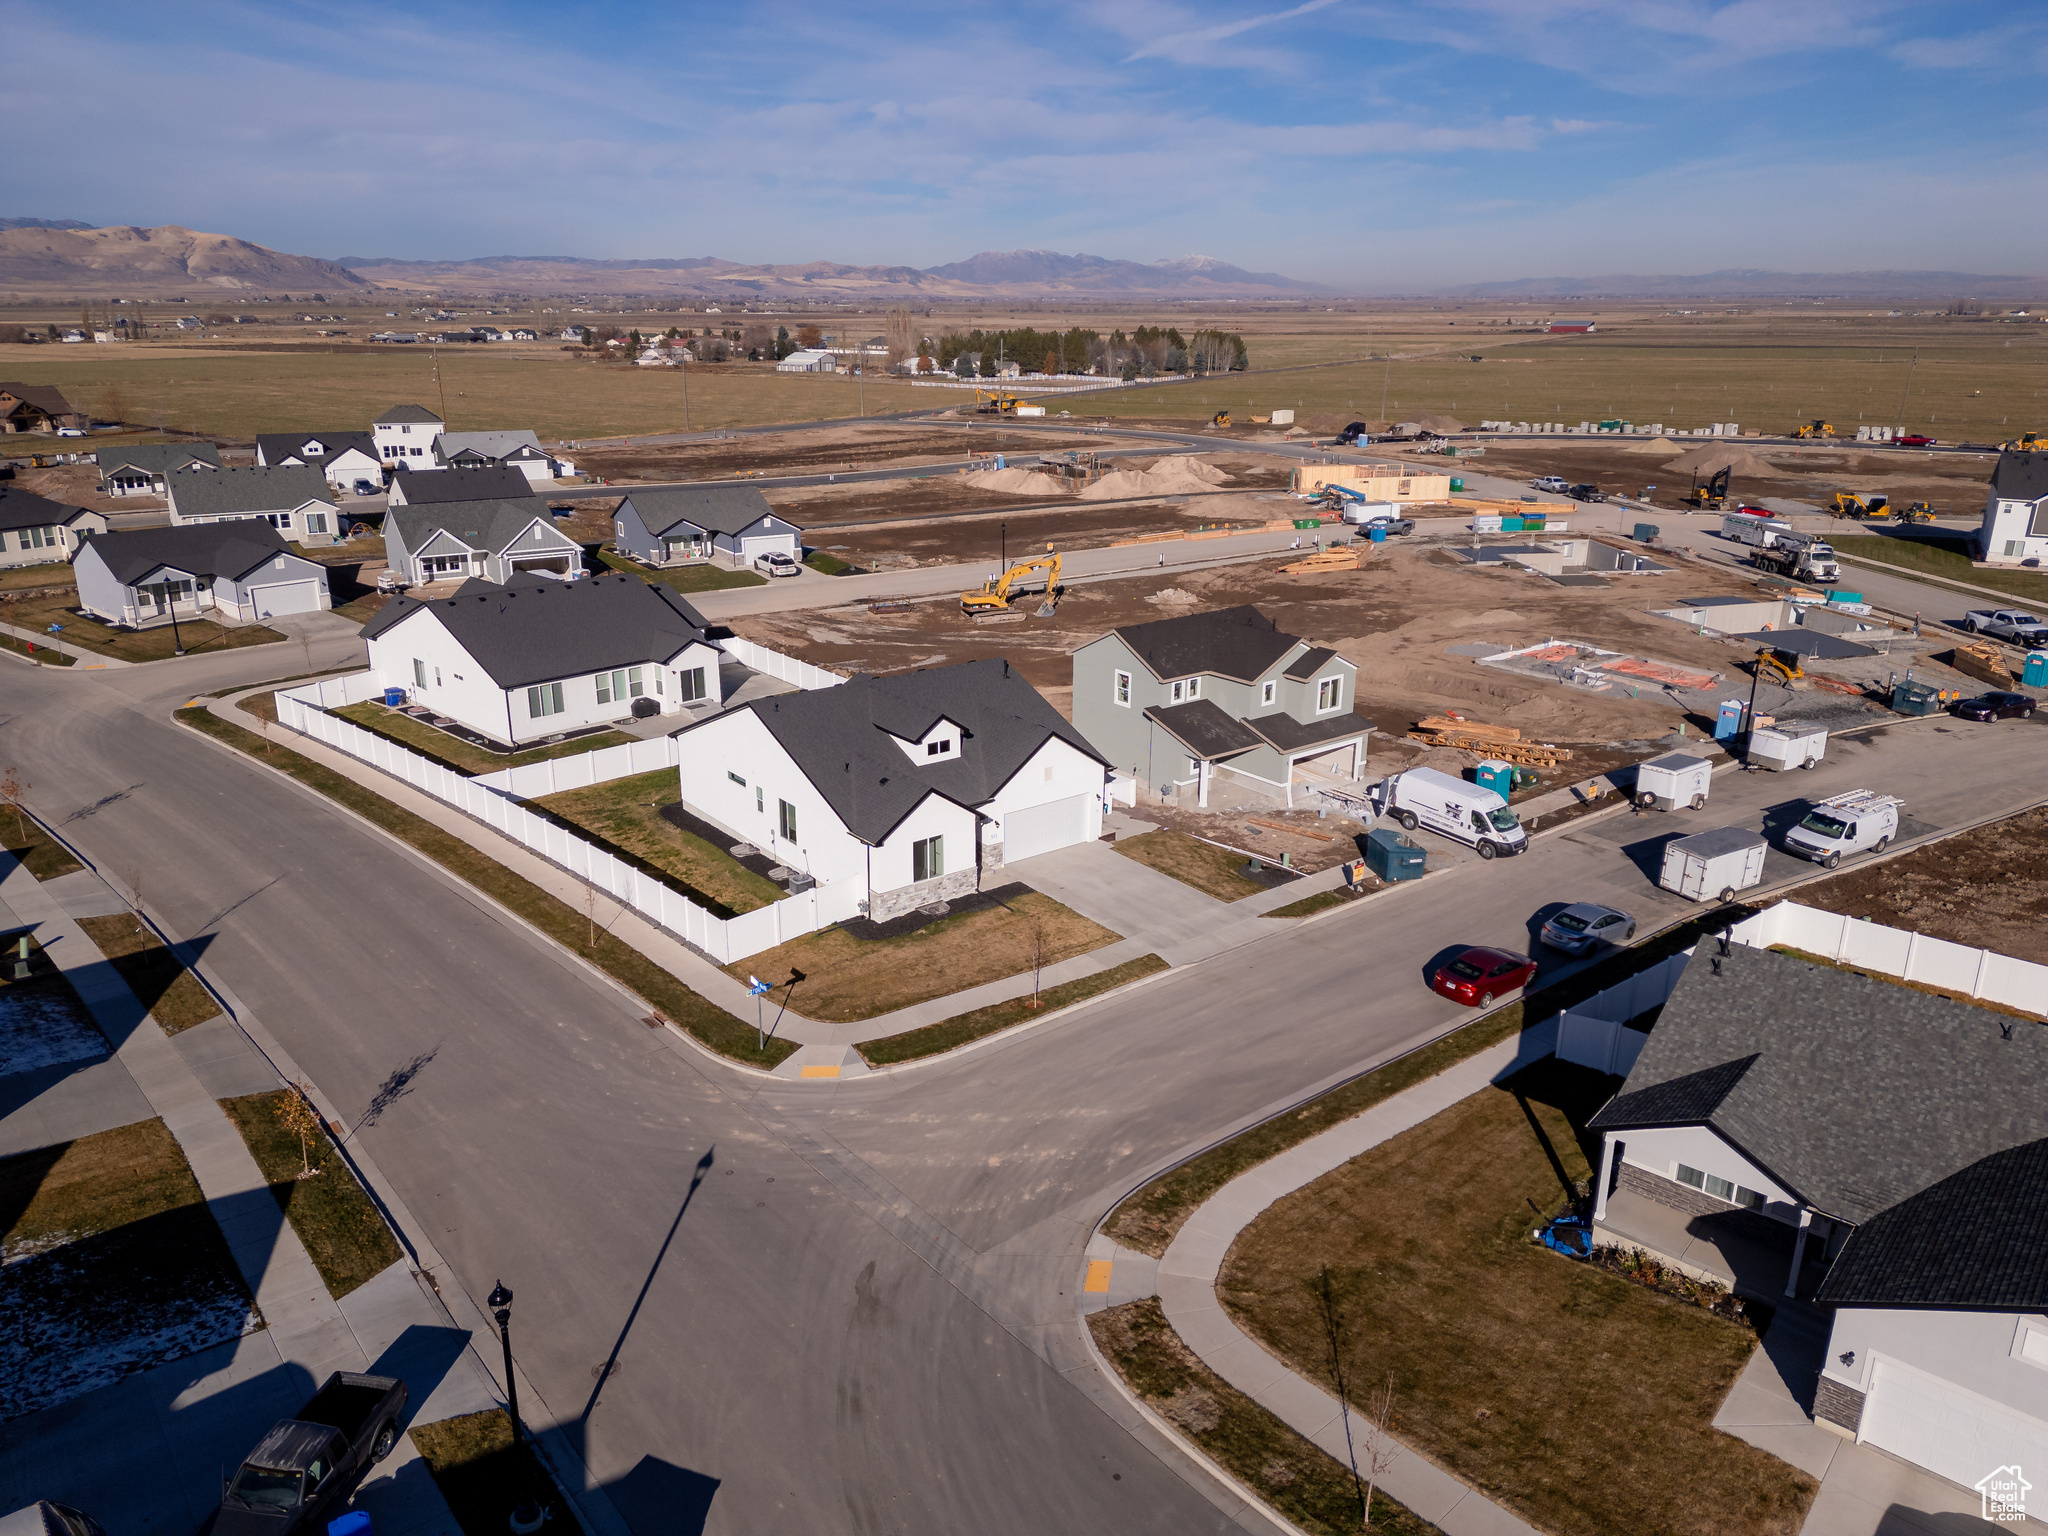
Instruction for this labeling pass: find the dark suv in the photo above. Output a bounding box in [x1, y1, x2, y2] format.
[1950, 692, 2036, 722]
[1568, 484, 1606, 502]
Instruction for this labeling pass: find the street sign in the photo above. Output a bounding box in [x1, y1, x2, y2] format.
[746, 976, 771, 996]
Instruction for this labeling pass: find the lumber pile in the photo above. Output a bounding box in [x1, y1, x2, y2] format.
[1948, 642, 2015, 688]
[1406, 714, 1575, 766]
[1280, 548, 1359, 575]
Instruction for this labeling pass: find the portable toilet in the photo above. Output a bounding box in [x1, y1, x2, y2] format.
[1473, 760, 1516, 798]
[1368, 523, 1387, 543]
[1714, 699, 1747, 741]
[2026, 652, 2048, 688]
[1364, 827, 1425, 881]
[1450, 477, 1465, 493]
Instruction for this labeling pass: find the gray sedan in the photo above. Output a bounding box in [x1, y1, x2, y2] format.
[1539, 902, 1635, 955]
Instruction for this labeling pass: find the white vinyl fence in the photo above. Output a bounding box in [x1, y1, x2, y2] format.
[474, 737, 680, 798]
[272, 674, 859, 963]
[718, 637, 846, 692]
[1554, 951, 1692, 1077]
[1728, 900, 2048, 1015]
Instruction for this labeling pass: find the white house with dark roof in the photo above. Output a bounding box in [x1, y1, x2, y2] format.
[386, 464, 536, 509]
[431, 429, 571, 483]
[385, 499, 584, 586]
[613, 485, 802, 569]
[674, 659, 1109, 920]
[361, 572, 724, 745]
[0, 488, 106, 568]
[255, 431, 382, 493]
[164, 465, 340, 546]
[373, 403, 445, 467]
[95, 442, 223, 498]
[1071, 605, 1367, 807]
[1976, 450, 2048, 565]
[1588, 941, 2048, 1495]
[73, 523, 331, 624]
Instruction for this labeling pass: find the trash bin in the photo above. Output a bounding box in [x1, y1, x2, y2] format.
[2025, 652, 2048, 688]
[1633, 523, 1660, 543]
[1472, 759, 1516, 798]
[1891, 679, 1940, 715]
[1364, 827, 1425, 881]
[382, 686, 406, 707]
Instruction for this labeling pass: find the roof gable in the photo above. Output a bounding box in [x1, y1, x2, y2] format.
[620, 484, 787, 538]
[95, 442, 223, 477]
[0, 487, 96, 534]
[1109, 605, 1305, 683]
[375, 403, 444, 425]
[389, 500, 569, 556]
[394, 465, 535, 505]
[166, 464, 331, 518]
[78, 522, 300, 584]
[1991, 450, 2048, 503]
[257, 431, 376, 465]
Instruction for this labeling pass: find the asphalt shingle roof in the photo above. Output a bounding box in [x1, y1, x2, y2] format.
[1282, 645, 1338, 681]
[0, 486, 95, 533]
[1990, 450, 2048, 502]
[362, 572, 712, 689]
[0, 382, 75, 417]
[1817, 1137, 2048, 1310]
[1589, 942, 2048, 1226]
[96, 443, 223, 477]
[1144, 699, 1263, 758]
[434, 430, 546, 463]
[388, 500, 558, 556]
[1112, 605, 1304, 682]
[1242, 709, 1371, 752]
[620, 484, 790, 537]
[394, 466, 536, 505]
[699, 659, 1105, 845]
[255, 431, 376, 466]
[79, 522, 300, 584]
[374, 403, 443, 425]
[166, 465, 331, 518]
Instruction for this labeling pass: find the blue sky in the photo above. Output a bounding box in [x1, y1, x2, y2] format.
[3, 0, 2043, 287]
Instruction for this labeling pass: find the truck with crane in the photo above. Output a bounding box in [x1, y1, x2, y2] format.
[1752, 531, 1839, 584]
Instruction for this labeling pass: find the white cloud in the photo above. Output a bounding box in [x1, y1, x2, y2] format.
[1120, 0, 1345, 64]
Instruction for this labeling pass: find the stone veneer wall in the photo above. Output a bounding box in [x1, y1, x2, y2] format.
[1813, 1376, 1864, 1438]
[867, 866, 978, 922]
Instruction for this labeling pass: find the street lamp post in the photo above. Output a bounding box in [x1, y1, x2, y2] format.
[1743, 646, 1767, 766]
[487, 1281, 546, 1535]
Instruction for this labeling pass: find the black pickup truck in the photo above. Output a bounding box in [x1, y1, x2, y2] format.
[215, 1374, 407, 1536]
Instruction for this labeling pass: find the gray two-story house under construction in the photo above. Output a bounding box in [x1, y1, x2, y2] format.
[1072, 605, 1369, 807]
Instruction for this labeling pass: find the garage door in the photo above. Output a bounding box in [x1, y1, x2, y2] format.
[1004, 794, 1092, 862]
[1861, 1359, 2048, 1490]
[247, 580, 321, 617]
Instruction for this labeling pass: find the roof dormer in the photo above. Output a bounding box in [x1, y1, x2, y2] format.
[889, 716, 965, 764]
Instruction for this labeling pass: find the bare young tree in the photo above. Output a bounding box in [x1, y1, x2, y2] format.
[275, 1081, 326, 1179]
[1312, 1266, 1368, 1528]
[883, 307, 917, 368]
[0, 767, 29, 844]
[1023, 908, 1053, 1007]
[1358, 1370, 1400, 1529]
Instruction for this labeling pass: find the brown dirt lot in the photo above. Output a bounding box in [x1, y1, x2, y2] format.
[1783, 805, 2048, 964]
[574, 422, 1113, 482]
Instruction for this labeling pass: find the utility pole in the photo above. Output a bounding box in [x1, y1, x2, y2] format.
[1380, 351, 1393, 424]
[1892, 349, 1918, 438]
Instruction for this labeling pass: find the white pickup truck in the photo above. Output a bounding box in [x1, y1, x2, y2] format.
[1962, 609, 2048, 647]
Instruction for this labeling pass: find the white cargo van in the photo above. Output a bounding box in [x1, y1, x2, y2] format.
[1781, 790, 1900, 868]
[1722, 512, 1792, 548]
[1375, 767, 1528, 859]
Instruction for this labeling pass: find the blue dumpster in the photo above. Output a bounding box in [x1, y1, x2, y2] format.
[2025, 652, 2048, 688]
[1364, 827, 1425, 881]
[382, 686, 407, 707]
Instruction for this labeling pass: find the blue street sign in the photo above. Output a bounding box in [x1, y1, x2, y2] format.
[746, 976, 771, 996]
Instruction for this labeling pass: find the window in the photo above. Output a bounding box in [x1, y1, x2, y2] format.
[595, 667, 646, 705]
[778, 799, 797, 841]
[1113, 670, 1131, 706]
[727, 770, 746, 787]
[1674, 1164, 1766, 1211]
[435, 667, 442, 687]
[678, 667, 707, 703]
[1317, 677, 1342, 712]
[1186, 677, 1201, 700]
[527, 683, 564, 718]
[913, 835, 944, 882]
[756, 786, 764, 813]
[19, 526, 57, 550]
[1170, 680, 1185, 703]
[926, 738, 951, 757]
[1261, 680, 1277, 706]
[413, 658, 427, 689]
[305, 512, 328, 535]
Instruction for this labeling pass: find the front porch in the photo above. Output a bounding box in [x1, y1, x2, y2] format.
[1592, 1185, 1836, 1303]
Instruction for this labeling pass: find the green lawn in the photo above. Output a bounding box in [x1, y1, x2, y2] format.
[1111, 829, 1268, 901]
[729, 890, 1120, 1023]
[0, 560, 74, 590]
[76, 913, 222, 1033]
[410, 1410, 584, 1536]
[1219, 1057, 1814, 1536]
[804, 549, 853, 575]
[857, 953, 1167, 1066]
[0, 633, 78, 665]
[4, 587, 284, 661]
[1829, 533, 2048, 605]
[333, 699, 634, 775]
[530, 768, 783, 917]
[219, 1090, 403, 1299]
[174, 705, 796, 1068]
[593, 548, 767, 593]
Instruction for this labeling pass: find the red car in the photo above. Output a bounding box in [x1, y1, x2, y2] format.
[1430, 946, 1538, 1007]
[1893, 434, 1936, 448]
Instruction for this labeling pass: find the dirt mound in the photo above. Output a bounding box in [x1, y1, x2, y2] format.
[1414, 413, 1466, 434]
[973, 467, 1070, 495]
[1146, 587, 1199, 606]
[1661, 443, 1776, 478]
[1625, 436, 1686, 455]
[1079, 458, 1232, 500]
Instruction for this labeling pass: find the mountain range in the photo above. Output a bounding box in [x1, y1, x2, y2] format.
[1447, 268, 2048, 300]
[0, 224, 366, 297]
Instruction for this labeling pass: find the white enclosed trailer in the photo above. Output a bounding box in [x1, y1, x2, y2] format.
[1659, 826, 1768, 903]
[1749, 719, 1829, 772]
[1633, 752, 1714, 811]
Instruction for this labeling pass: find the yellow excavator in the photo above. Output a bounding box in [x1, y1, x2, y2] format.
[1686, 466, 1731, 510]
[1830, 491, 1890, 520]
[975, 389, 1020, 416]
[2002, 431, 2042, 452]
[961, 549, 1062, 619]
[1794, 420, 1836, 439]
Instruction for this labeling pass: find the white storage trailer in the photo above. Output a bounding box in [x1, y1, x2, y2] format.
[1749, 720, 1829, 772]
[1634, 752, 1713, 811]
[1722, 513, 1793, 548]
[1659, 826, 1768, 903]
